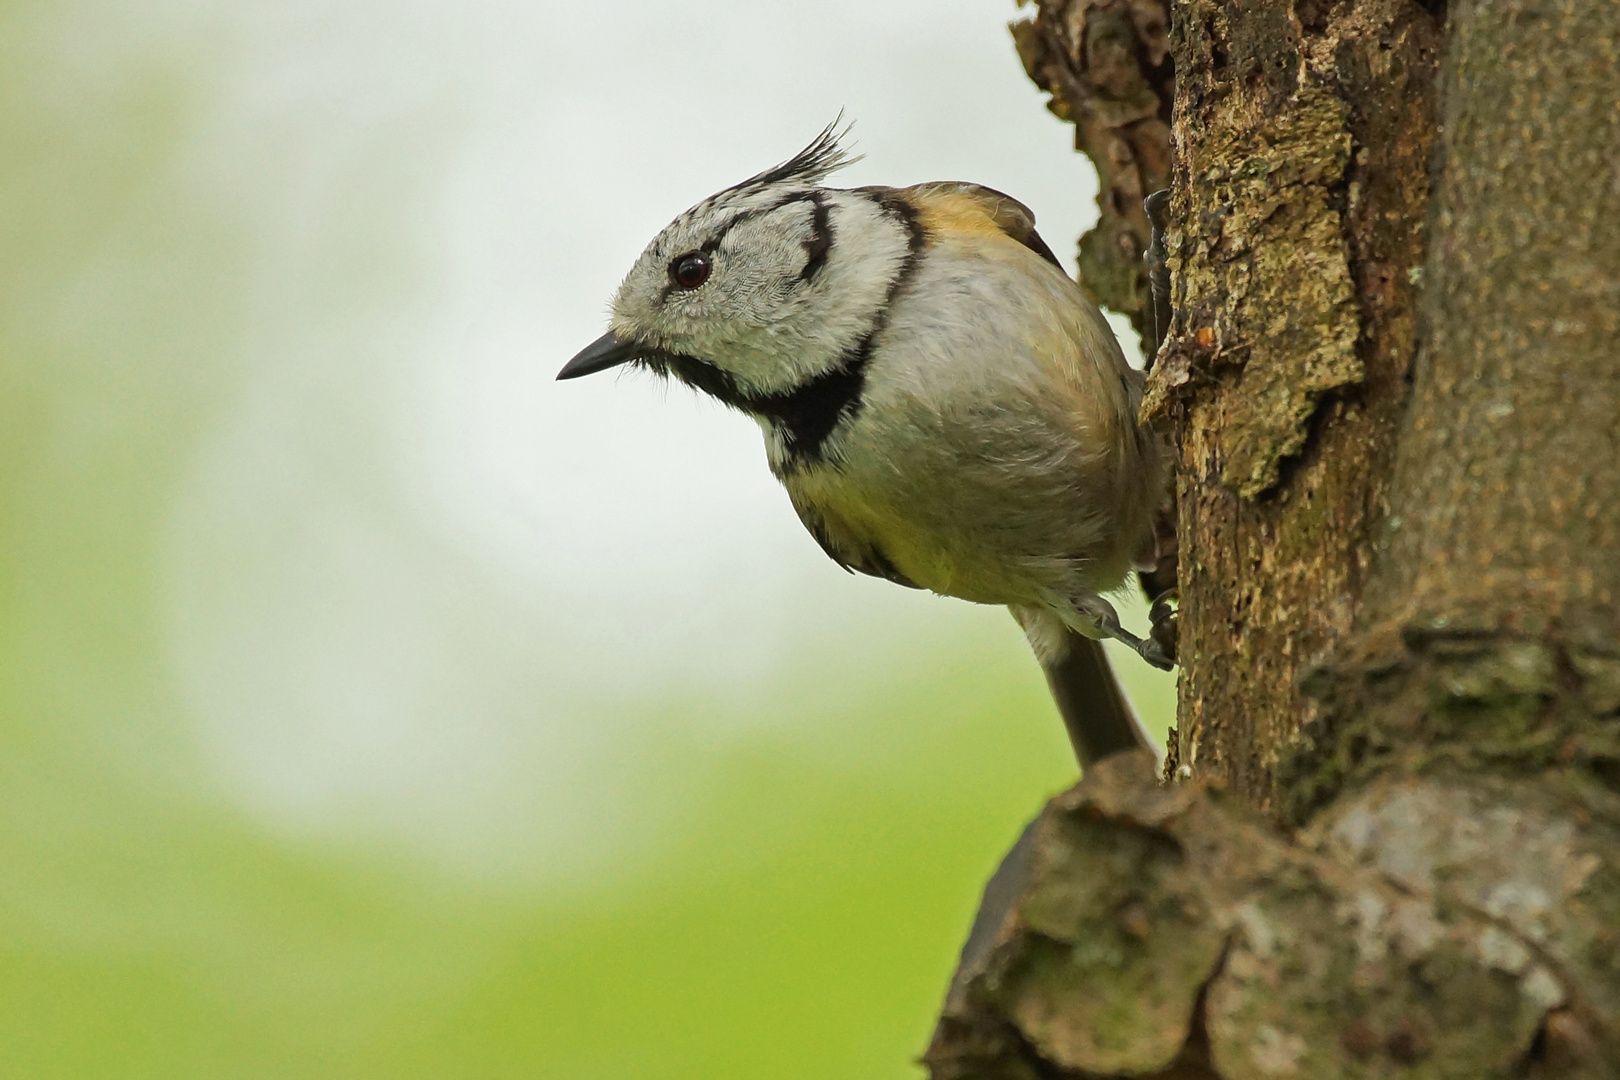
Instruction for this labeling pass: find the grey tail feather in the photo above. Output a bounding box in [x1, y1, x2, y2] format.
[1042, 628, 1151, 770]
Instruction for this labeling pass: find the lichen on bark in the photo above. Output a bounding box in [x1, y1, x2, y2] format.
[1150, 0, 1442, 811]
[1146, 78, 1359, 498]
[925, 756, 1615, 1078]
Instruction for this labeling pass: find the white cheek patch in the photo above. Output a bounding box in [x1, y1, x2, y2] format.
[700, 191, 915, 397]
[712, 201, 820, 311]
[813, 193, 914, 335]
[607, 185, 918, 400]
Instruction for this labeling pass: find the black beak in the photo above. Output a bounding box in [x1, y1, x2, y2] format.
[557, 331, 641, 380]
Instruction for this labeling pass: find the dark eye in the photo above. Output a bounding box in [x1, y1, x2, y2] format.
[669, 251, 712, 290]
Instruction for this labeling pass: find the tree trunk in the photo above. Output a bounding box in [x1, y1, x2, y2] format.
[925, 0, 1620, 1075]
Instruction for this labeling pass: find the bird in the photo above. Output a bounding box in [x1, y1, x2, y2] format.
[558, 121, 1171, 770]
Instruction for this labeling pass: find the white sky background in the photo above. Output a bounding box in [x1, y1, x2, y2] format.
[145, 0, 1136, 885]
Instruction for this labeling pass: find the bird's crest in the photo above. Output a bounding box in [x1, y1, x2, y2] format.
[737, 115, 861, 191]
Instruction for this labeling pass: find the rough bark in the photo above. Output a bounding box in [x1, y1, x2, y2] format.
[1151, 0, 1444, 809]
[926, 0, 1620, 1076]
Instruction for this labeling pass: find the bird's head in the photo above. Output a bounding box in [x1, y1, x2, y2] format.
[558, 121, 922, 410]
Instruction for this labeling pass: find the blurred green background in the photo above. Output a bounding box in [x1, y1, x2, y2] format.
[0, 0, 1172, 1076]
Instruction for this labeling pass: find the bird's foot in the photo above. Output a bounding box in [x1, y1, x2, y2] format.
[1135, 635, 1175, 672]
[1074, 591, 1176, 671]
[1148, 588, 1179, 667]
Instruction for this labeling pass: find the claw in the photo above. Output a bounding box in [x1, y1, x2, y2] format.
[1071, 589, 1178, 671]
[1139, 638, 1175, 671]
[1148, 588, 1179, 667]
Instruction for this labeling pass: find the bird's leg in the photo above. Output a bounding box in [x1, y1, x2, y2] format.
[1072, 591, 1175, 671]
